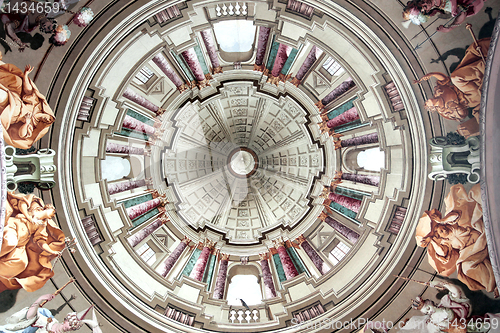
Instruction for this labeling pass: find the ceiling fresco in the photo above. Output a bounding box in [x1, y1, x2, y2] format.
[0, 0, 499, 332]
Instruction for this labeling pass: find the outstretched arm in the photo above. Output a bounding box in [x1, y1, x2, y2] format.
[3, 21, 28, 52]
[26, 294, 55, 319]
[437, 12, 466, 32]
[414, 72, 450, 84]
[429, 280, 464, 297]
[23, 65, 34, 94]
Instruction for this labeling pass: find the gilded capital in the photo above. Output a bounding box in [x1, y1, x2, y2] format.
[296, 235, 306, 245]
[258, 252, 269, 261]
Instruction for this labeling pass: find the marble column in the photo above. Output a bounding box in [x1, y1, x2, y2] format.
[296, 235, 328, 275]
[160, 236, 191, 277]
[273, 238, 299, 280]
[326, 107, 359, 129]
[106, 142, 148, 155]
[123, 88, 164, 115]
[212, 253, 230, 299]
[152, 53, 188, 92]
[181, 48, 209, 88]
[108, 178, 152, 195]
[319, 212, 360, 243]
[254, 26, 271, 71]
[126, 192, 168, 220]
[122, 115, 156, 136]
[200, 30, 222, 74]
[267, 43, 291, 85]
[128, 217, 167, 247]
[325, 192, 362, 213]
[271, 44, 290, 77]
[259, 253, 277, 298]
[334, 133, 379, 150]
[316, 78, 356, 111]
[291, 46, 322, 86]
[189, 239, 216, 281]
[335, 170, 379, 187]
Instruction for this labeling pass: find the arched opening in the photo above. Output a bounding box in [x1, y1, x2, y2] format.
[357, 147, 385, 171]
[101, 156, 131, 181]
[225, 264, 263, 306]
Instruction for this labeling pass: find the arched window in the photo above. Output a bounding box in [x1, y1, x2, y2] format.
[213, 20, 256, 52]
[101, 156, 131, 181]
[226, 274, 263, 306]
[357, 148, 385, 171]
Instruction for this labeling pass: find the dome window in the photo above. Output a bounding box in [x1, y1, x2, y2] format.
[357, 147, 385, 171]
[226, 274, 263, 306]
[212, 20, 256, 62]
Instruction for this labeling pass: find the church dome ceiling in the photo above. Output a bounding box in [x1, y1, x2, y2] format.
[1, 0, 498, 332]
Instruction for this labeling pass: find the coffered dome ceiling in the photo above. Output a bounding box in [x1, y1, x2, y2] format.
[160, 79, 325, 244]
[13, 0, 496, 331]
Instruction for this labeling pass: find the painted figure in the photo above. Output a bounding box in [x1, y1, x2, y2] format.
[414, 38, 489, 123]
[1, 0, 58, 51]
[402, 0, 485, 32]
[0, 293, 101, 332]
[415, 184, 497, 294]
[0, 192, 65, 293]
[401, 280, 500, 333]
[0, 54, 55, 149]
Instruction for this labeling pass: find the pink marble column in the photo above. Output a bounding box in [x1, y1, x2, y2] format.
[200, 30, 222, 74]
[325, 192, 362, 213]
[327, 107, 359, 129]
[254, 26, 271, 71]
[296, 235, 328, 275]
[189, 239, 216, 281]
[335, 170, 379, 187]
[123, 88, 164, 115]
[212, 253, 229, 299]
[334, 133, 379, 150]
[106, 142, 147, 155]
[160, 236, 191, 277]
[152, 53, 187, 92]
[108, 178, 152, 195]
[259, 253, 277, 298]
[128, 217, 167, 247]
[272, 239, 299, 280]
[319, 212, 360, 243]
[181, 48, 206, 82]
[271, 44, 291, 77]
[122, 115, 156, 136]
[126, 193, 167, 220]
[316, 78, 356, 111]
[292, 46, 322, 86]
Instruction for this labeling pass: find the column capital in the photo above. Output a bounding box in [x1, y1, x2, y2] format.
[285, 240, 300, 249]
[315, 100, 325, 111]
[212, 66, 223, 74]
[203, 238, 217, 250]
[159, 216, 170, 225]
[272, 237, 285, 248]
[318, 211, 328, 222]
[258, 252, 269, 261]
[330, 179, 342, 187]
[296, 235, 307, 245]
[334, 138, 343, 150]
[180, 236, 191, 245]
[290, 76, 301, 87]
[220, 253, 230, 261]
[334, 170, 343, 180]
[269, 247, 278, 255]
[319, 186, 330, 199]
[323, 199, 332, 207]
[253, 64, 265, 72]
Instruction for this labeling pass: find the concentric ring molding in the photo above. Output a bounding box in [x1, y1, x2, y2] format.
[45, 0, 431, 331]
